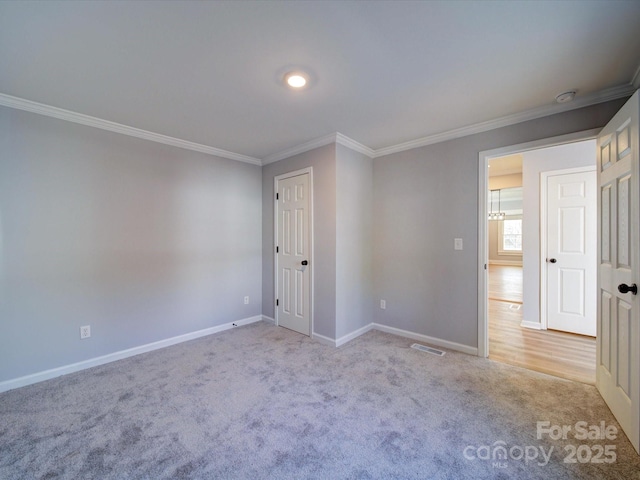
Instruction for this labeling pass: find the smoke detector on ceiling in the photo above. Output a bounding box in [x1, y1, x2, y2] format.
[555, 90, 577, 104]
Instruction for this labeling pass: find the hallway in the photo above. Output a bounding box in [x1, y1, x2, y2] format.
[488, 265, 596, 384]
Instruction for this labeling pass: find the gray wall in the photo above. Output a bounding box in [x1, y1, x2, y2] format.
[521, 140, 596, 326]
[335, 144, 373, 338]
[261, 144, 337, 339]
[373, 99, 626, 349]
[0, 107, 262, 382]
[1, 96, 626, 384]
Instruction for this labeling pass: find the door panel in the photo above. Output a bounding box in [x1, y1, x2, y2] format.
[560, 207, 585, 253]
[559, 268, 584, 315]
[602, 184, 611, 262]
[618, 174, 630, 267]
[617, 299, 631, 395]
[601, 291, 611, 370]
[597, 90, 639, 454]
[276, 172, 311, 336]
[282, 268, 291, 314]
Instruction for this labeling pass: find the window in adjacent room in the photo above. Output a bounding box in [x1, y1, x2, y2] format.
[499, 216, 522, 254]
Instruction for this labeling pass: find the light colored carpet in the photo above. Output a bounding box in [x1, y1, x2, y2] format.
[1, 321, 639, 479]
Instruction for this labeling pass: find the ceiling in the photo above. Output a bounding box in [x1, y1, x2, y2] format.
[489, 154, 522, 177]
[1, 1, 639, 163]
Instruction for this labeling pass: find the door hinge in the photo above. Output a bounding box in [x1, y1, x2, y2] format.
[276, 246, 279, 253]
[276, 299, 279, 306]
[276, 193, 279, 200]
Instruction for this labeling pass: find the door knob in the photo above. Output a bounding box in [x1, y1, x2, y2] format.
[618, 283, 638, 295]
[548, 258, 557, 263]
[301, 260, 308, 266]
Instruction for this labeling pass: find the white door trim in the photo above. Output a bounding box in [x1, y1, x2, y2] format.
[477, 128, 600, 357]
[539, 165, 596, 331]
[273, 167, 314, 334]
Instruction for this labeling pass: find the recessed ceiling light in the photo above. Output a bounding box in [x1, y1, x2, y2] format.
[284, 72, 308, 89]
[555, 90, 577, 104]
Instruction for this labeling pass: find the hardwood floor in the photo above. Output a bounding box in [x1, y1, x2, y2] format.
[488, 265, 596, 385]
[488, 264, 522, 303]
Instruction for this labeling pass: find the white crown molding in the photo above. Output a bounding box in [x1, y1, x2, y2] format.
[335, 133, 375, 158]
[0, 93, 262, 165]
[261, 133, 339, 165]
[3, 81, 637, 167]
[372, 83, 637, 158]
[262, 132, 374, 165]
[266, 83, 636, 165]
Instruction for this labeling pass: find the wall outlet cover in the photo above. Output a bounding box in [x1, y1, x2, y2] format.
[80, 325, 91, 339]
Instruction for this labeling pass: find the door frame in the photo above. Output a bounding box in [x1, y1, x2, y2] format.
[539, 165, 597, 331]
[477, 129, 600, 357]
[273, 167, 314, 334]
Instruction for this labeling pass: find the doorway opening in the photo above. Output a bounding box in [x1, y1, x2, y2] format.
[478, 131, 599, 384]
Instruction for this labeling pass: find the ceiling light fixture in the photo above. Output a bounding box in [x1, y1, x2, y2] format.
[284, 71, 308, 89]
[555, 90, 576, 104]
[488, 189, 505, 221]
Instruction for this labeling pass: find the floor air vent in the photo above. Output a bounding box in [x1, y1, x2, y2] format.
[410, 343, 445, 356]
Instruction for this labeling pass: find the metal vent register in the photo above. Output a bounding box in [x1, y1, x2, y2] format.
[410, 343, 445, 356]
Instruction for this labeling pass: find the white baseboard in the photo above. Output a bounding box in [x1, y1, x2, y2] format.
[372, 323, 479, 356]
[231, 315, 264, 328]
[311, 331, 336, 347]
[520, 320, 543, 330]
[312, 322, 477, 355]
[2, 315, 479, 393]
[312, 324, 375, 347]
[489, 259, 523, 266]
[0, 314, 264, 393]
[335, 323, 374, 347]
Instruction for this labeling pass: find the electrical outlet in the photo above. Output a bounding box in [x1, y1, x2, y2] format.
[244, 296, 249, 305]
[80, 325, 91, 339]
[454, 238, 463, 250]
[380, 299, 386, 310]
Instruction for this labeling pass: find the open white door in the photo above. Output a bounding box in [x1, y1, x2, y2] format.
[597, 90, 639, 454]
